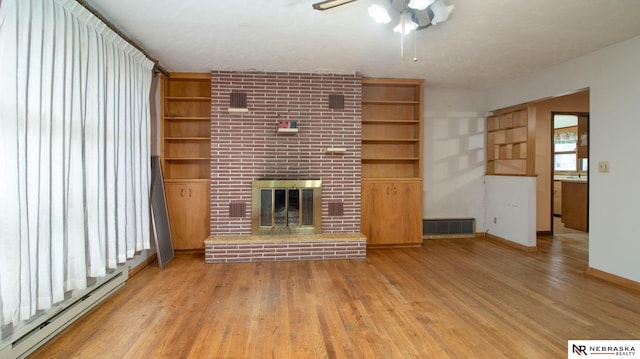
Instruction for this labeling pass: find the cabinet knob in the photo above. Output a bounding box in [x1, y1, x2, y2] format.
[180, 189, 184, 197]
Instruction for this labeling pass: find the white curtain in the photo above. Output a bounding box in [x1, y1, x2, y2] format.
[0, 0, 154, 332]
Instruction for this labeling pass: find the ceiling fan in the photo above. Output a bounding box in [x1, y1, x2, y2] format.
[312, 0, 454, 59]
[312, 0, 454, 32]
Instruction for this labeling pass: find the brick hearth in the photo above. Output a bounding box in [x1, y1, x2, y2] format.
[205, 233, 366, 263]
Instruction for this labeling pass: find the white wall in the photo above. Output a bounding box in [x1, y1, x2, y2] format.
[423, 89, 487, 229]
[485, 176, 537, 248]
[487, 35, 640, 282]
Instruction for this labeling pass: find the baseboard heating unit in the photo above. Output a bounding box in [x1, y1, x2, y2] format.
[423, 218, 476, 239]
[0, 267, 128, 359]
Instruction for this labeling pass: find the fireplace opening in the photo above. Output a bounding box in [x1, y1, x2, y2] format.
[252, 179, 321, 235]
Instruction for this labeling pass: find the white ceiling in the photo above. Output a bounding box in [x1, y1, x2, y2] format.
[83, 0, 640, 89]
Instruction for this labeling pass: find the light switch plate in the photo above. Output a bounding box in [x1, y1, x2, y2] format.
[598, 161, 610, 173]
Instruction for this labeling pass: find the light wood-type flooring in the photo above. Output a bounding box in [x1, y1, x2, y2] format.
[32, 230, 640, 358]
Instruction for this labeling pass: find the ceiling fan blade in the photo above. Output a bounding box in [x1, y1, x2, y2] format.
[312, 0, 358, 11]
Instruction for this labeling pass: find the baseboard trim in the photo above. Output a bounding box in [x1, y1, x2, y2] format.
[485, 233, 537, 252]
[422, 232, 486, 240]
[174, 249, 205, 255]
[423, 234, 475, 239]
[369, 243, 422, 248]
[129, 253, 158, 278]
[586, 267, 640, 292]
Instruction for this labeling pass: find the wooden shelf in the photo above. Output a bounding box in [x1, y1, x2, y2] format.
[361, 77, 422, 179]
[362, 177, 423, 181]
[166, 72, 212, 80]
[276, 128, 299, 135]
[486, 107, 535, 176]
[362, 138, 419, 143]
[164, 157, 209, 161]
[362, 157, 419, 161]
[362, 120, 420, 125]
[162, 73, 211, 181]
[362, 100, 420, 105]
[165, 116, 210, 121]
[164, 178, 209, 183]
[165, 137, 210, 141]
[166, 96, 210, 101]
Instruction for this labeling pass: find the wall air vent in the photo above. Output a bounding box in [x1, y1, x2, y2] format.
[229, 92, 248, 112]
[328, 202, 344, 216]
[229, 202, 246, 218]
[423, 218, 475, 239]
[328, 94, 345, 109]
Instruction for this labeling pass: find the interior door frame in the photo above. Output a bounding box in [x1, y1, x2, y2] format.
[550, 111, 590, 234]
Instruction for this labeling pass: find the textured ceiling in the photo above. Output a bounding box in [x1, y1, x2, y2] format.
[83, 0, 640, 89]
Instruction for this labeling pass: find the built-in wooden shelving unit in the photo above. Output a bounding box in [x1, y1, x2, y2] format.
[161, 73, 211, 250]
[360, 78, 424, 246]
[486, 106, 536, 176]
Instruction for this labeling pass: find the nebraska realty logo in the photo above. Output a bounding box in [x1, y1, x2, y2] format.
[569, 340, 639, 357]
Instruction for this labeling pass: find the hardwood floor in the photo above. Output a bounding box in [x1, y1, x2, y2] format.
[32, 234, 640, 358]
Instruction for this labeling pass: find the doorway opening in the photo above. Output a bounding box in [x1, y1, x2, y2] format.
[551, 112, 589, 235]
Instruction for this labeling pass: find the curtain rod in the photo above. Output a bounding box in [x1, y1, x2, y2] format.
[76, 0, 170, 77]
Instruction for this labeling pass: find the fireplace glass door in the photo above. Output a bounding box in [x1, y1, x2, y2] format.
[260, 188, 314, 228]
[252, 180, 321, 234]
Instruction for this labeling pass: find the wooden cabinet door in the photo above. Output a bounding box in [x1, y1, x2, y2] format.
[184, 182, 209, 249]
[362, 180, 422, 246]
[165, 182, 209, 250]
[561, 181, 588, 232]
[553, 181, 562, 216]
[577, 115, 589, 159]
[165, 183, 187, 248]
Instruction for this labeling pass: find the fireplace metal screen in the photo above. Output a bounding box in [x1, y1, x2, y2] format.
[251, 179, 322, 235]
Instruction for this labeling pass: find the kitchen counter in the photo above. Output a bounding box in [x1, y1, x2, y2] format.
[554, 175, 588, 183]
[561, 180, 588, 231]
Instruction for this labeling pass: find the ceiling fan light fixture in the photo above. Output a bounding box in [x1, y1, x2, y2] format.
[430, 0, 454, 25]
[393, 11, 418, 35]
[407, 0, 436, 11]
[368, 4, 391, 24]
[312, 0, 357, 11]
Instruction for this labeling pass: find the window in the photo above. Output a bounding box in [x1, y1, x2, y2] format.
[554, 115, 578, 172]
[554, 130, 577, 171]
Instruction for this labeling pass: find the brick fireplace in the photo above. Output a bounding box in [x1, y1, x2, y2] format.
[206, 71, 365, 263]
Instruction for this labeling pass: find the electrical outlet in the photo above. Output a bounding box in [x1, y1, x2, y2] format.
[598, 161, 610, 173]
[493, 217, 497, 224]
